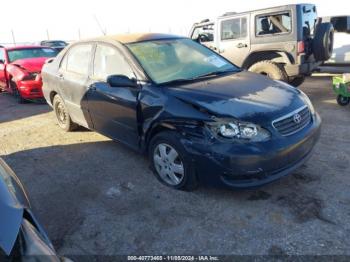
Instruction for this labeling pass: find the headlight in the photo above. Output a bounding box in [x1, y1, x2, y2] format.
[207, 119, 270, 142]
[299, 90, 315, 114]
[22, 73, 39, 81]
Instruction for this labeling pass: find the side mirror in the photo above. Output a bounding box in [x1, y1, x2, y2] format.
[0, 59, 4, 64]
[107, 75, 138, 88]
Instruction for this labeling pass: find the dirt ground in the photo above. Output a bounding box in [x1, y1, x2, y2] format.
[1, 77, 350, 257]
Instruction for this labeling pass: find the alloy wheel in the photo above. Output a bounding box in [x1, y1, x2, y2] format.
[153, 143, 185, 186]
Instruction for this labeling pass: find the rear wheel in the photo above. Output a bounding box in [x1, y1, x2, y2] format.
[149, 131, 198, 191]
[337, 95, 350, 106]
[289, 76, 305, 87]
[53, 95, 78, 131]
[10, 80, 25, 104]
[248, 60, 288, 82]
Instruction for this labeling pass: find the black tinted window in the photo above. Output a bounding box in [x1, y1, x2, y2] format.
[221, 17, 247, 40]
[65, 44, 92, 75]
[256, 12, 291, 36]
[93, 44, 134, 80]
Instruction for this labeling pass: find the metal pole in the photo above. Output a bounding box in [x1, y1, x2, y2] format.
[11, 30, 16, 46]
[46, 29, 50, 40]
[78, 28, 81, 40]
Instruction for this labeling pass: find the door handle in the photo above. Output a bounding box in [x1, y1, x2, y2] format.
[57, 73, 64, 80]
[236, 43, 248, 48]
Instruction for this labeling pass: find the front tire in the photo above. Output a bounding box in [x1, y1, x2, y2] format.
[10, 80, 25, 104]
[53, 95, 78, 131]
[337, 95, 350, 106]
[248, 60, 288, 82]
[149, 131, 198, 191]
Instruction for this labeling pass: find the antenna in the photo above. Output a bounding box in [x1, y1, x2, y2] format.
[93, 14, 107, 35]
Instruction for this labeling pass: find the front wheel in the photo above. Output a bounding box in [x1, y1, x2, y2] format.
[53, 95, 78, 131]
[149, 131, 198, 191]
[10, 80, 25, 104]
[337, 95, 350, 106]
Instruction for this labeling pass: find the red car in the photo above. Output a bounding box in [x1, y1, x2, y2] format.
[0, 45, 58, 103]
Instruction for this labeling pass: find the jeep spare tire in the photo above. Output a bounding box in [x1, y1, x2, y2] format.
[248, 60, 288, 82]
[313, 22, 334, 61]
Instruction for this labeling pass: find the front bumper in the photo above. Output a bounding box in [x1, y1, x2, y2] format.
[182, 113, 321, 188]
[17, 80, 43, 99]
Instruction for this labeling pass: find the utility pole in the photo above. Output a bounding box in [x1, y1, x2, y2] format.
[46, 29, 50, 40]
[93, 15, 107, 35]
[11, 30, 16, 46]
[78, 28, 81, 40]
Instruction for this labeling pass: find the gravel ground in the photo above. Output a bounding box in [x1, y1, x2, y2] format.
[0, 77, 350, 257]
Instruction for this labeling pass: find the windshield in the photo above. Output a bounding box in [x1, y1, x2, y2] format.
[127, 38, 239, 84]
[8, 48, 58, 62]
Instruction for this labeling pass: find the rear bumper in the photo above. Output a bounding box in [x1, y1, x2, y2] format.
[285, 54, 322, 77]
[17, 80, 43, 99]
[182, 113, 321, 188]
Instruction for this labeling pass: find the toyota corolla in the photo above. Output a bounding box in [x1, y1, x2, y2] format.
[42, 33, 321, 190]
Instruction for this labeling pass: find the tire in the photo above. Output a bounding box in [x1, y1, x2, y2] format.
[289, 76, 305, 87]
[53, 95, 78, 131]
[313, 22, 334, 61]
[10, 80, 25, 104]
[149, 131, 198, 191]
[248, 60, 288, 82]
[337, 95, 350, 106]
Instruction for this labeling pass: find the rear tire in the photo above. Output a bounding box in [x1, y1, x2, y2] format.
[149, 131, 198, 191]
[337, 95, 350, 106]
[53, 94, 78, 131]
[248, 60, 288, 82]
[10, 80, 25, 104]
[289, 76, 305, 87]
[313, 22, 334, 61]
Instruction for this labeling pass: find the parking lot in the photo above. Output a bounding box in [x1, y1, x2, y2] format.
[0, 76, 350, 256]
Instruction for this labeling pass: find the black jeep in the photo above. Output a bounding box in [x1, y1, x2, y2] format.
[189, 4, 334, 86]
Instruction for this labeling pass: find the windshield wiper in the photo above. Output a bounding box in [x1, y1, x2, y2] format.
[195, 69, 240, 79]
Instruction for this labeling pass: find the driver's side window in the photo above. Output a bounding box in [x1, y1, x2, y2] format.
[93, 44, 135, 81]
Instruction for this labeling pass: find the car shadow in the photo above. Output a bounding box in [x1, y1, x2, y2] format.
[0, 92, 51, 123]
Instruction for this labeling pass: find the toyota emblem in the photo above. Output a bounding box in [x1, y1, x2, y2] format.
[293, 113, 302, 124]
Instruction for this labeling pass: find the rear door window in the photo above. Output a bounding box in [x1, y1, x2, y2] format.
[221, 17, 247, 40]
[256, 12, 292, 36]
[64, 44, 92, 75]
[0, 49, 5, 61]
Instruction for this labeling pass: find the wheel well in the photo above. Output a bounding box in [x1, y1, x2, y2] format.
[49, 91, 57, 104]
[145, 124, 175, 151]
[242, 51, 293, 69]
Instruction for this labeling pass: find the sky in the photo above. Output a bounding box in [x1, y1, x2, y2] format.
[0, 0, 348, 44]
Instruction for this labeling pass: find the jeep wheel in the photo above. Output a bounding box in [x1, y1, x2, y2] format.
[289, 76, 305, 87]
[313, 22, 334, 61]
[248, 61, 288, 82]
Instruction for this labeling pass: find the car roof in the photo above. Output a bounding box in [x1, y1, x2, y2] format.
[90, 33, 183, 44]
[4, 45, 52, 51]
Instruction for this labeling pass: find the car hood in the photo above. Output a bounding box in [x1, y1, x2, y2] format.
[0, 158, 30, 255]
[165, 71, 306, 124]
[11, 57, 48, 73]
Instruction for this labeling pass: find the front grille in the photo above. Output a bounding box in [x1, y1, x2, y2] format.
[272, 106, 311, 136]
